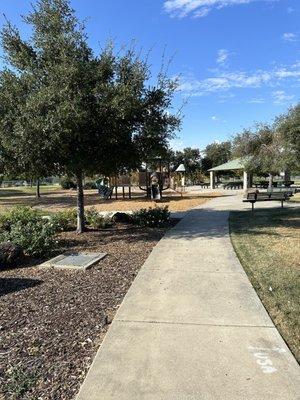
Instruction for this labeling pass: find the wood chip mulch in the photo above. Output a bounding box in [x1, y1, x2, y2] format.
[0, 222, 177, 399]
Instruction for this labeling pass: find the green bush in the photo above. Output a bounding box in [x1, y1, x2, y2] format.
[50, 209, 77, 232]
[132, 206, 170, 227]
[113, 212, 133, 223]
[0, 242, 24, 269]
[60, 177, 77, 190]
[4, 366, 38, 398]
[0, 207, 41, 232]
[0, 207, 56, 257]
[85, 207, 113, 229]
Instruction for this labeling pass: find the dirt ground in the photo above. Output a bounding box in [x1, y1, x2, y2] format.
[0, 187, 218, 213]
[0, 221, 180, 400]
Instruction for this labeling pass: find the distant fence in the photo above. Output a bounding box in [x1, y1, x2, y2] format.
[1, 178, 58, 188]
[1, 180, 29, 188]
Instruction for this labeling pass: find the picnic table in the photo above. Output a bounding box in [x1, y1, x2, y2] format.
[224, 181, 243, 190]
[199, 182, 210, 188]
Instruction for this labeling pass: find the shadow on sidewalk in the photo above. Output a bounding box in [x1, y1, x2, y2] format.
[163, 203, 299, 241]
[165, 208, 230, 241]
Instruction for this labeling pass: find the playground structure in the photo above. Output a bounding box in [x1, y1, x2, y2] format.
[108, 175, 132, 199]
[98, 159, 173, 200]
[139, 158, 172, 199]
[138, 170, 171, 199]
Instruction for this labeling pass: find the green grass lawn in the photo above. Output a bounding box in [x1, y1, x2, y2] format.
[0, 184, 60, 197]
[230, 207, 300, 363]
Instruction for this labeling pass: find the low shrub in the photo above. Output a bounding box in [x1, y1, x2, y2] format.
[0, 207, 41, 232]
[4, 366, 38, 398]
[132, 206, 170, 227]
[0, 242, 24, 268]
[60, 177, 77, 190]
[0, 207, 56, 257]
[113, 212, 133, 224]
[85, 207, 113, 229]
[50, 209, 77, 232]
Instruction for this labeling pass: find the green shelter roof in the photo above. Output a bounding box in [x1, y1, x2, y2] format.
[208, 158, 246, 172]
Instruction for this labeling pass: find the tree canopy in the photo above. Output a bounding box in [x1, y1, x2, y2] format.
[0, 0, 180, 232]
[275, 104, 300, 172]
[201, 141, 232, 172]
[170, 147, 201, 181]
[232, 116, 300, 180]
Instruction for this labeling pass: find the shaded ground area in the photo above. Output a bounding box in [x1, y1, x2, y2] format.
[230, 207, 300, 363]
[0, 222, 177, 399]
[0, 186, 218, 213]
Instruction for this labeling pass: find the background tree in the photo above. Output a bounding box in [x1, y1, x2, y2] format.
[0, 0, 180, 232]
[170, 147, 202, 183]
[0, 16, 60, 198]
[232, 125, 283, 187]
[275, 104, 300, 176]
[0, 88, 58, 198]
[201, 141, 231, 172]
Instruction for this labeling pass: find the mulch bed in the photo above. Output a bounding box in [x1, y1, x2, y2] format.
[0, 221, 177, 399]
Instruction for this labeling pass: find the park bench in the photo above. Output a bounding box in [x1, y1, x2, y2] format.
[267, 188, 295, 197]
[243, 191, 290, 211]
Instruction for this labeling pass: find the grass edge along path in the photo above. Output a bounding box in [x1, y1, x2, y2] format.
[229, 207, 300, 363]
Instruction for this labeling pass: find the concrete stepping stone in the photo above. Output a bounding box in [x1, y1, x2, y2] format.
[40, 252, 107, 270]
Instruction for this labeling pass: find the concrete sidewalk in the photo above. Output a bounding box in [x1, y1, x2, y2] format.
[77, 195, 300, 400]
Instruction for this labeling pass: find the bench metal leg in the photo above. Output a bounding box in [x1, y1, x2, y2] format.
[281, 200, 283, 208]
[252, 202, 254, 212]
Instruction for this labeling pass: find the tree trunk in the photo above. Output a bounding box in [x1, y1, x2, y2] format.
[268, 173, 273, 188]
[284, 170, 291, 186]
[76, 172, 85, 234]
[36, 179, 41, 198]
[249, 173, 253, 188]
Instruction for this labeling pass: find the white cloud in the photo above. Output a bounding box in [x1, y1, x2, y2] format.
[272, 90, 295, 105]
[282, 32, 298, 42]
[193, 7, 210, 17]
[217, 49, 229, 65]
[178, 62, 300, 96]
[163, 0, 277, 19]
[248, 97, 265, 104]
[211, 115, 227, 122]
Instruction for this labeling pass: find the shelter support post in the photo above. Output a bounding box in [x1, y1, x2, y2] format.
[181, 174, 185, 188]
[243, 171, 249, 191]
[210, 171, 215, 189]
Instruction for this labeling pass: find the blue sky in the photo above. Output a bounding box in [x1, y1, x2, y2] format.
[0, 0, 299, 151]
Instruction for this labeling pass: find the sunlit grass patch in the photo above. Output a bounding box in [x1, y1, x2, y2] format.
[230, 207, 300, 363]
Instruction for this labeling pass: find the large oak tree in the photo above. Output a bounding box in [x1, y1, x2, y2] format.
[0, 0, 180, 232]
